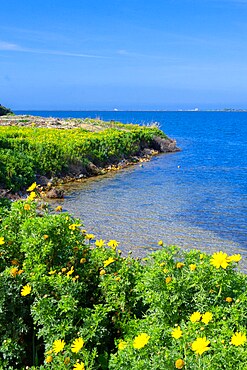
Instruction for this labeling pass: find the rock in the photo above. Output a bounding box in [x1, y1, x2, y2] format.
[151, 136, 180, 153]
[117, 159, 129, 168]
[35, 175, 50, 186]
[86, 162, 101, 175]
[46, 188, 64, 199]
[67, 162, 87, 177]
[142, 148, 153, 156]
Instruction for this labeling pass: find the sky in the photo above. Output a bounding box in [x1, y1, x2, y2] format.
[1, 0, 247, 110]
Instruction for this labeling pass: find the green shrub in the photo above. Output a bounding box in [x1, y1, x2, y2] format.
[0, 104, 13, 116]
[0, 149, 35, 191]
[0, 124, 166, 191]
[0, 197, 246, 369]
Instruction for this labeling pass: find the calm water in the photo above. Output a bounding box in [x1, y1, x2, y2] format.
[16, 111, 247, 264]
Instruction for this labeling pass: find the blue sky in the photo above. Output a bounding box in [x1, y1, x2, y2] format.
[1, 0, 247, 110]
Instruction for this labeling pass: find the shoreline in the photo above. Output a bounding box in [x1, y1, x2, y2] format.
[0, 115, 180, 199]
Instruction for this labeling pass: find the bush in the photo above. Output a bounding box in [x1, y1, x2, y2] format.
[0, 124, 166, 191]
[0, 149, 35, 191]
[0, 196, 246, 369]
[0, 104, 13, 116]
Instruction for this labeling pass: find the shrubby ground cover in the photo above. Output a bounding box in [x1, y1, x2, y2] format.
[0, 186, 246, 369]
[0, 105, 12, 117]
[0, 121, 166, 191]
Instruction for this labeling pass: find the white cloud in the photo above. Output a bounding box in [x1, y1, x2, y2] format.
[0, 41, 22, 51]
[0, 40, 107, 58]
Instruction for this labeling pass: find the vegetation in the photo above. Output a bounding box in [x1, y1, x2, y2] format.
[0, 188, 246, 369]
[0, 104, 13, 116]
[0, 121, 166, 191]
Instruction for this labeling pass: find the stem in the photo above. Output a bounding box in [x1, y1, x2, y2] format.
[32, 330, 36, 366]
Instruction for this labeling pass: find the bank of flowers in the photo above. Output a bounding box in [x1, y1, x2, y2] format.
[0, 121, 166, 191]
[0, 186, 246, 369]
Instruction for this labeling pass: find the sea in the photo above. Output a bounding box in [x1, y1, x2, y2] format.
[15, 111, 247, 266]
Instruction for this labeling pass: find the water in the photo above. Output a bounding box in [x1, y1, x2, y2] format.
[15, 111, 247, 264]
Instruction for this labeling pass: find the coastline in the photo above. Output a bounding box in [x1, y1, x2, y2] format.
[0, 115, 180, 199]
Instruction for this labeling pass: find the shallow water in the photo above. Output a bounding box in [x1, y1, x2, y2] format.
[57, 157, 247, 267]
[18, 111, 247, 267]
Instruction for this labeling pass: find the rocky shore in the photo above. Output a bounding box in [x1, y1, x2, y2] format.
[0, 115, 180, 199]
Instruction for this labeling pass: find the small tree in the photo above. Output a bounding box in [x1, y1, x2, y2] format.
[0, 104, 13, 116]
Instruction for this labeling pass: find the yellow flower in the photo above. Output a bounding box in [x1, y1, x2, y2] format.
[225, 297, 233, 303]
[201, 312, 213, 325]
[210, 251, 229, 269]
[73, 362, 85, 370]
[71, 337, 84, 353]
[45, 355, 53, 363]
[0, 237, 5, 245]
[10, 267, 19, 277]
[85, 233, 95, 240]
[18, 269, 24, 275]
[118, 340, 127, 350]
[21, 285, 31, 296]
[27, 182, 37, 192]
[199, 254, 204, 260]
[115, 276, 121, 282]
[24, 204, 31, 211]
[69, 224, 81, 230]
[171, 326, 182, 339]
[48, 270, 56, 275]
[95, 239, 105, 248]
[100, 269, 106, 275]
[158, 240, 164, 246]
[228, 254, 242, 263]
[175, 359, 185, 369]
[43, 234, 49, 239]
[55, 205, 63, 212]
[28, 191, 37, 201]
[176, 262, 185, 269]
[230, 332, 246, 346]
[66, 266, 74, 277]
[107, 239, 119, 250]
[133, 333, 150, 349]
[52, 339, 65, 354]
[189, 264, 197, 271]
[103, 257, 115, 268]
[166, 276, 172, 284]
[192, 337, 210, 355]
[80, 258, 86, 264]
[190, 312, 201, 323]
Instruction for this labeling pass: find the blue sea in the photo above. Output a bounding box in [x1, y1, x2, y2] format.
[15, 111, 247, 264]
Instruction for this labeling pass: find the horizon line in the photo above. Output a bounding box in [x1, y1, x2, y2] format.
[13, 108, 247, 112]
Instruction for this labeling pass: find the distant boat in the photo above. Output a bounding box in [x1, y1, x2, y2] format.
[114, 108, 118, 111]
